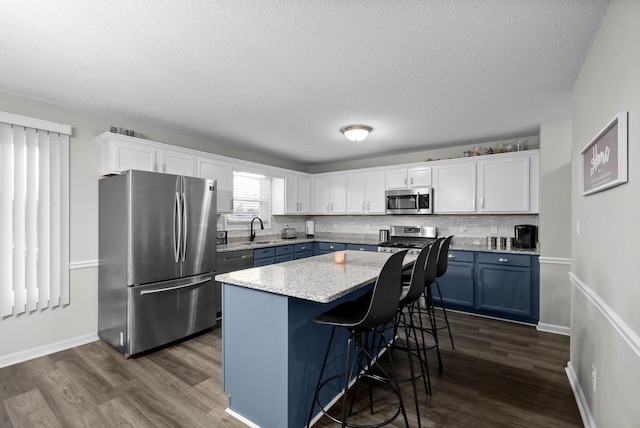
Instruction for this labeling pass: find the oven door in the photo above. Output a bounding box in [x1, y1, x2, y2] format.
[386, 188, 433, 214]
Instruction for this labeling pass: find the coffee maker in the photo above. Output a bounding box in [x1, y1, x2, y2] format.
[513, 225, 537, 249]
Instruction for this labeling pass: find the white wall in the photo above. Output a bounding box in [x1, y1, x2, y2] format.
[0, 91, 304, 365]
[569, 0, 640, 426]
[538, 120, 572, 332]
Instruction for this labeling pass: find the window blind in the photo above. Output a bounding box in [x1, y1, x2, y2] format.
[227, 172, 271, 228]
[0, 116, 70, 317]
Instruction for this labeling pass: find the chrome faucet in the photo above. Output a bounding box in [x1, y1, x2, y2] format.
[250, 217, 264, 242]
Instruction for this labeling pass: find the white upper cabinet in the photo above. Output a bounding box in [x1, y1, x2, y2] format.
[347, 171, 386, 214]
[409, 167, 432, 187]
[433, 162, 477, 213]
[432, 151, 539, 214]
[477, 156, 529, 213]
[196, 157, 234, 213]
[272, 173, 311, 215]
[97, 132, 234, 213]
[98, 133, 157, 175]
[385, 166, 432, 189]
[314, 174, 347, 214]
[158, 149, 196, 176]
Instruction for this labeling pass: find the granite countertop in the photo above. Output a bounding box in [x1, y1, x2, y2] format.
[215, 250, 417, 303]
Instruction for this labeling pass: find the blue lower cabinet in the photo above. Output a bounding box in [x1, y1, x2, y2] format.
[294, 243, 313, 259]
[437, 250, 539, 324]
[345, 244, 377, 252]
[433, 251, 475, 309]
[275, 245, 294, 264]
[317, 242, 346, 254]
[254, 247, 275, 267]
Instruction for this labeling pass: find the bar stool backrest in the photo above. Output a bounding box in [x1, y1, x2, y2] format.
[425, 237, 443, 288]
[359, 250, 408, 329]
[436, 235, 454, 278]
[401, 241, 436, 305]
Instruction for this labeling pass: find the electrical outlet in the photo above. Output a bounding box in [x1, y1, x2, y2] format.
[592, 364, 597, 391]
[365, 224, 371, 231]
[459, 225, 466, 233]
[333, 223, 338, 230]
[491, 226, 498, 234]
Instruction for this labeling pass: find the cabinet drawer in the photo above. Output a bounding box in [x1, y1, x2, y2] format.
[318, 242, 346, 252]
[477, 252, 531, 268]
[275, 245, 294, 256]
[346, 244, 377, 252]
[275, 254, 294, 263]
[445, 250, 474, 263]
[254, 257, 274, 267]
[295, 243, 312, 253]
[254, 247, 275, 259]
[294, 251, 313, 260]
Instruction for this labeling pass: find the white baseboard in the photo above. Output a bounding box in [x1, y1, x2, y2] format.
[566, 362, 596, 428]
[225, 408, 260, 428]
[537, 322, 571, 336]
[0, 333, 99, 369]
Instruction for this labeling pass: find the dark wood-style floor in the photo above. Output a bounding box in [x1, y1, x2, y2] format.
[0, 310, 582, 428]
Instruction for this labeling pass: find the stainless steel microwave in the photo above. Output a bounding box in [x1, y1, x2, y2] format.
[385, 187, 433, 214]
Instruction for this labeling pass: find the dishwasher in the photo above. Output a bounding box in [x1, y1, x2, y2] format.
[215, 249, 254, 319]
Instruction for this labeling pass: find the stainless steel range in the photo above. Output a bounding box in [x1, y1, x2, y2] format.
[377, 225, 438, 255]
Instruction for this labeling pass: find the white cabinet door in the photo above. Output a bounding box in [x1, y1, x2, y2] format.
[330, 175, 347, 214]
[409, 167, 432, 187]
[433, 162, 477, 213]
[477, 156, 530, 213]
[385, 169, 408, 189]
[314, 174, 347, 214]
[274, 174, 311, 215]
[196, 157, 234, 213]
[284, 173, 300, 214]
[159, 149, 195, 176]
[347, 174, 367, 214]
[297, 175, 311, 214]
[99, 137, 157, 175]
[365, 172, 386, 213]
[314, 176, 331, 214]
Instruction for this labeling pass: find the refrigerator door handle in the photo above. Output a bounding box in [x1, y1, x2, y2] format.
[173, 191, 181, 263]
[139, 277, 212, 295]
[181, 176, 187, 263]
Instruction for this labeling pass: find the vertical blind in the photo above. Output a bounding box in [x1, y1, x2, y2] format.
[0, 116, 70, 317]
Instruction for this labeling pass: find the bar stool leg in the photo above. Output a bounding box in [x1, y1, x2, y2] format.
[434, 280, 455, 349]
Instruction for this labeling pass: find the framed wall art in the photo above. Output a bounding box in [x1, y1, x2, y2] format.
[580, 111, 628, 196]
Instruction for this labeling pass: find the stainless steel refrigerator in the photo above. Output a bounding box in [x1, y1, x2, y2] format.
[98, 170, 217, 357]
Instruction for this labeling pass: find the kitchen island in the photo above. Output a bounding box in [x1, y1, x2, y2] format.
[215, 251, 415, 428]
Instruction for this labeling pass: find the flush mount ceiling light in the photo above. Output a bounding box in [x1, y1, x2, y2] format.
[340, 124, 372, 142]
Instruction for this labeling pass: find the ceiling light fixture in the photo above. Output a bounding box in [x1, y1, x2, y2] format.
[340, 124, 372, 142]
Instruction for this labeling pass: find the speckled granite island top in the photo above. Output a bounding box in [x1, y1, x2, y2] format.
[215, 250, 416, 303]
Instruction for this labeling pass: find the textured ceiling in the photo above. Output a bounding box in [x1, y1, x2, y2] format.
[0, 1, 609, 167]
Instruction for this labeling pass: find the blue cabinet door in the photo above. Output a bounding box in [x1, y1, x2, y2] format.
[434, 262, 475, 308]
[476, 264, 532, 317]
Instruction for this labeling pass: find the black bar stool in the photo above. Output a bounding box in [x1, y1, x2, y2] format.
[392, 240, 440, 427]
[306, 250, 409, 428]
[431, 235, 455, 348]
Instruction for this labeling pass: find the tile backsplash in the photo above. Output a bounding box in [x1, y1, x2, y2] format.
[222, 213, 538, 244]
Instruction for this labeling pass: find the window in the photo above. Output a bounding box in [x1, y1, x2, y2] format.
[0, 112, 70, 317]
[225, 171, 271, 229]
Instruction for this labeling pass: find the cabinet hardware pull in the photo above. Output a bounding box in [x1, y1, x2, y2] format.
[498, 257, 508, 263]
[481, 197, 484, 209]
[472, 198, 476, 210]
[362, 202, 365, 211]
[326, 203, 330, 212]
[448, 254, 455, 259]
[329, 245, 334, 249]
